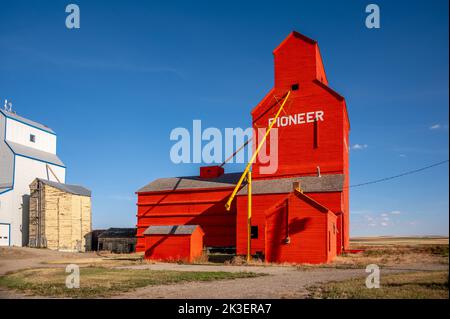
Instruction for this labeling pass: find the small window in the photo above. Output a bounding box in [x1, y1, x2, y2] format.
[30, 134, 36, 143]
[251, 226, 258, 239]
[291, 83, 299, 91]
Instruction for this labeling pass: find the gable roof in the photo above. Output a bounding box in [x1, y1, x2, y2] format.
[272, 31, 317, 54]
[143, 225, 203, 235]
[237, 174, 344, 195]
[293, 189, 331, 213]
[6, 141, 65, 167]
[137, 172, 242, 193]
[36, 178, 91, 196]
[0, 109, 55, 134]
[262, 188, 334, 217]
[98, 228, 136, 238]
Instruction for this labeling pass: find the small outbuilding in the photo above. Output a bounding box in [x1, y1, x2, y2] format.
[84, 229, 106, 251]
[144, 225, 204, 262]
[28, 178, 91, 252]
[97, 228, 136, 253]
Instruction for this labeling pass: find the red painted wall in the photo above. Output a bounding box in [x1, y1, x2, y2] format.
[136, 188, 236, 252]
[136, 31, 349, 264]
[144, 227, 204, 262]
[246, 31, 350, 258]
[236, 193, 288, 256]
[237, 192, 337, 264]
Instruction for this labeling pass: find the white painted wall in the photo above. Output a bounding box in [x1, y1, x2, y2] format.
[0, 156, 65, 246]
[5, 118, 57, 154]
[0, 224, 10, 246]
[0, 112, 66, 247]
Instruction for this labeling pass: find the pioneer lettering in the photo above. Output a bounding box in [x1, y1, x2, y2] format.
[269, 110, 324, 127]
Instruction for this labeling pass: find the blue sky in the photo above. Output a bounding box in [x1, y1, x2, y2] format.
[0, 0, 448, 236]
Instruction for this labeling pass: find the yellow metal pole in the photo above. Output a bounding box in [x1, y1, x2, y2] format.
[247, 170, 252, 262]
[225, 90, 291, 211]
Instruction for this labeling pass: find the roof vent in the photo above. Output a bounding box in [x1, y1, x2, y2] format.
[291, 83, 299, 91]
[200, 166, 224, 179]
[3, 99, 13, 112]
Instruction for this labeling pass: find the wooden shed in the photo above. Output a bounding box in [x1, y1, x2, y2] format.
[84, 229, 106, 251]
[144, 225, 204, 262]
[97, 228, 137, 253]
[28, 178, 91, 252]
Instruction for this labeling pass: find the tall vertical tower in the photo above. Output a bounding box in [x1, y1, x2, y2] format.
[249, 31, 350, 252]
[0, 108, 66, 247]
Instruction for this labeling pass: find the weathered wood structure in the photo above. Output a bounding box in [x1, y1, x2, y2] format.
[84, 229, 106, 251]
[97, 228, 137, 253]
[28, 178, 91, 252]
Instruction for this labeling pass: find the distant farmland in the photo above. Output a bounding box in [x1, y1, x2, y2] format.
[350, 236, 448, 246]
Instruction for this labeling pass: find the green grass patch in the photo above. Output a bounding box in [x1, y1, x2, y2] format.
[0, 267, 263, 298]
[307, 271, 449, 299]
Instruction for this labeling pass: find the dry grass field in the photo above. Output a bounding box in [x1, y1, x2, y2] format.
[0, 236, 448, 299]
[307, 271, 448, 299]
[350, 236, 448, 246]
[0, 267, 262, 298]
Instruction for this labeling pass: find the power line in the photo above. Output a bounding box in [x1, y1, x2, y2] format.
[349, 159, 449, 188]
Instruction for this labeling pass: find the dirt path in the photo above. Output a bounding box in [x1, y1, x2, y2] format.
[112, 262, 448, 299]
[1, 247, 447, 299]
[0, 247, 103, 276]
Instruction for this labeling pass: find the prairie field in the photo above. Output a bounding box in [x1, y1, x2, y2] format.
[0, 237, 448, 299]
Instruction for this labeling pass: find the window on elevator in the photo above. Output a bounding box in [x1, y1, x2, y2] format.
[251, 226, 258, 239]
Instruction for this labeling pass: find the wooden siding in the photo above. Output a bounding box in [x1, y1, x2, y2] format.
[135, 32, 349, 264]
[28, 180, 91, 251]
[136, 188, 236, 252]
[144, 228, 203, 262]
[237, 192, 339, 264]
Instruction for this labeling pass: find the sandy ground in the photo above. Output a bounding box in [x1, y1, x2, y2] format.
[0, 247, 103, 276]
[0, 246, 447, 299]
[112, 263, 447, 299]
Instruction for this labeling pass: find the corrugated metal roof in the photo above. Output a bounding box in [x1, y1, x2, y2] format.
[37, 178, 91, 196]
[6, 141, 65, 167]
[98, 228, 136, 238]
[137, 172, 242, 193]
[137, 173, 344, 194]
[0, 109, 55, 133]
[237, 174, 344, 195]
[143, 225, 201, 235]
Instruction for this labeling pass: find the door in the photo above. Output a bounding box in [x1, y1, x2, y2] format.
[0, 224, 10, 246]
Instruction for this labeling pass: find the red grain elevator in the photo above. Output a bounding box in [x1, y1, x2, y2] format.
[136, 31, 349, 264]
[236, 31, 350, 263]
